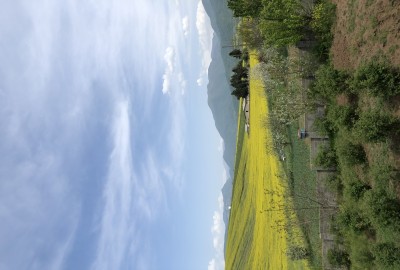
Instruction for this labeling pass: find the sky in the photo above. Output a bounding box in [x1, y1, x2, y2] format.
[0, 0, 228, 269]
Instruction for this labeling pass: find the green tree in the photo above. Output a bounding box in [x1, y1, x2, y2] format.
[227, 0, 263, 18]
[237, 18, 264, 49]
[353, 110, 399, 142]
[259, 0, 312, 46]
[353, 61, 400, 99]
[229, 49, 243, 59]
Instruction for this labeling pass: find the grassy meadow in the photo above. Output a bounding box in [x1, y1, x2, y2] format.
[225, 55, 309, 270]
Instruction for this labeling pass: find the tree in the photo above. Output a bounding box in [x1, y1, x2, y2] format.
[237, 18, 264, 49]
[354, 110, 399, 142]
[229, 49, 242, 59]
[259, 0, 312, 46]
[227, 0, 262, 18]
[230, 60, 249, 100]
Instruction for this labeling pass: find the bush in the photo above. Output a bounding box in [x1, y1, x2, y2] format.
[364, 190, 400, 232]
[351, 244, 375, 269]
[373, 242, 400, 268]
[336, 140, 366, 166]
[315, 145, 337, 168]
[311, 1, 336, 61]
[286, 246, 309, 260]
[313, 116, 336, 137]
[353, 110, 398, 142]
[327, 248, 351, 268]
[337, 207, 371, 233]
[353, 62, 400, 99]
[311, 64, 350, 100]
[327, 104, 358, 130]
[345, 181, 371, 201]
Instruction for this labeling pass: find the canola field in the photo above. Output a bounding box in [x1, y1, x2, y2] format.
[225, 55, 309, 270]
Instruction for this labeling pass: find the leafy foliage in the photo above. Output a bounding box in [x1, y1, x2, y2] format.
[364, 190, 400, 232]
[337, 207, 371, 233]
[353, 110, 398, 142]
[237, 18, 264, 49]
[353, 62, 400, 99]
[326, 104, 358, 130]
[230, 60, 249, 99]
[310, 64, 350, 100]
[259, 0, 310, 46]
[286, 246, 309, 260]
[336, 140, 366, 166]
[315, 145, 337, 168]
[373, 242, 400, 268]
[310, 1, 336, 61]
[327, 248, 351, 268]
[345, 181, 371, 201]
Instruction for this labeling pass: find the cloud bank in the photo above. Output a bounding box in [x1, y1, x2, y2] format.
[195, 0, 213, 86]
[0, 0, 188, 269]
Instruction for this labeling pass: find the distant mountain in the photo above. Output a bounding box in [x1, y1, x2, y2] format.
[201, 0, 238, 237]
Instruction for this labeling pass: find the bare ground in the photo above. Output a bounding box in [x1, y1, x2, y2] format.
[331, 0, 400, 70]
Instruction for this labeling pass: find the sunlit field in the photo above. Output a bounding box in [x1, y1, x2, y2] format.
[225, 55, 309, 270]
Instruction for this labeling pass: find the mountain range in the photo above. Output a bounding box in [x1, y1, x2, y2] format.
[201, 0, 238, 243]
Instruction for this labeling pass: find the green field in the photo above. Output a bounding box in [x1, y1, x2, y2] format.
[283, 123, 322, 269]
[225, 55, 310, 270]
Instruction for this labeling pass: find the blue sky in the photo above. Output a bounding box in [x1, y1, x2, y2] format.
[0, 0, 227, 269]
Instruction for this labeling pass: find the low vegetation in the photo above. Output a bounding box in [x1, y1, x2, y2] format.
[308, 60, 400, 269]
[227, 0, 400, 269]
[225, 56, 309, 269]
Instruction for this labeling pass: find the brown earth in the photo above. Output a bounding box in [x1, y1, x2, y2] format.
[331, 0, 400, 70]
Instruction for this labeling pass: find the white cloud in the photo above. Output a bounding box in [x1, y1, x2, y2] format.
[92, 99, 179, 269]
[195, 0, 213, 86]
[162, 47, 175, 94]
[161, 46, 187, 95]
[164, 46, 175, 72]
[91, 101, 134, 270]
[208, 259, 216, 270]
[208, 193, 226, 270]
[182, 16, 189, 36]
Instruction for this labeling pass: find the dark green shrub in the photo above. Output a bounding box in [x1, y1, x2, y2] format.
[364, 190, 400, 232]
[313, 116, 336, 137]
[311, 1, 336, 62]
[353, 62, 400, 99]
[311, 64, 350, 100]
[337, 207, 371, 233]
[327, 104, 358, 130]
[351, 245, 375, 269]
[336, 140, 366, 166]
[353, 110, 398, 142]
[373, 242, 400, 268]
[286, 246, 309, 260]
[327, 248, 351, 268]
[346, 181, 371, 201]
[315, 145, 337, 168]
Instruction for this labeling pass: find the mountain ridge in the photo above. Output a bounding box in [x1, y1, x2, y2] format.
[201, 0, 238, 240]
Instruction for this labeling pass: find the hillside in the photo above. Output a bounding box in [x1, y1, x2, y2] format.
[202, 0, 238, 226]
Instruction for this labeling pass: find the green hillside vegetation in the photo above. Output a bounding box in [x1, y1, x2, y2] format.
[309, 61, 400, 269]
[226, 0, 400, 269]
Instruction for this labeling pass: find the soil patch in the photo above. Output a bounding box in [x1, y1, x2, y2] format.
[331, 0, 400, 70]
